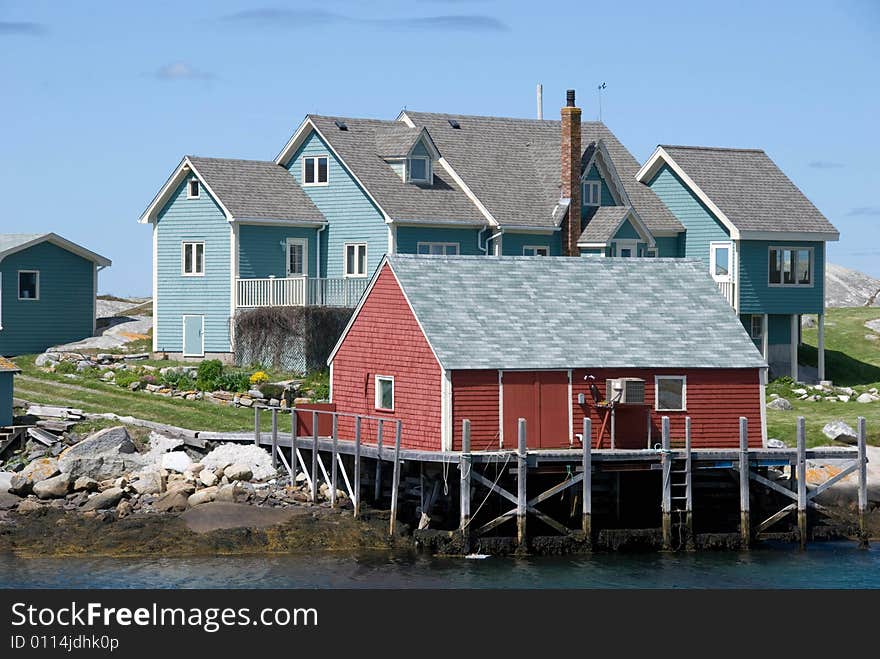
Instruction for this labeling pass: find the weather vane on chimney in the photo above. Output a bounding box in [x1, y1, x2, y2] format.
[597, 82, 607, 122]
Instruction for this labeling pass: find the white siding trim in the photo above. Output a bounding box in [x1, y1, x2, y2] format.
[567, 369, 573, 445]
[152, 223, 158, 352]
[497, 370, 504, 449]
[759, 367, 769, 447]
[440, 369, 452, 451]
[229, 223, 238, 351]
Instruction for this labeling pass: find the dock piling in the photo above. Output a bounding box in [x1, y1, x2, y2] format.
[739, 417, 751, 549]
[517, 418, 527, 547]
[661, 417, 672, 550]
[582, 417, 592, 541]
[374, 420, 384, 502]
[796, 416, 807, 549]
[330, 415, 338, 508]
[460, 420, 472, 542]
[858, 416, 868, 547]
[310, 411, 319, 503]
[271, 408, 278, 469]
[254, 406, 261, 446]
[389, 420, 402, 536]
[353, 416, 361, 518]
[685, 417, 694, 550]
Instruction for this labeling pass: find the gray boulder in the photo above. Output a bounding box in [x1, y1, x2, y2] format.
[187, 486, 219, 507]
[766, 397, 793, 411]
[33, 473, 72, 499]
[153, 489, 190, 512]
[58, 426, 144, 480]
[224, 463, 253, 482]
[857, 393, 875, 404]
[130, 470, 165, 495]
[9, 458, 60, 495]
[766, 438, 786, 448]
[73, 477, 99, 492]
[81, 487, 125, 511]
[823, 420, 857, 445]
[0, 471, 13, 493]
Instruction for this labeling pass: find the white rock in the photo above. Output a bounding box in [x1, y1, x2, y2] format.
[792, 388, 808, 396]
[130, 469, 165, 495]
[823, 420, 857, 444]
[856, 393, 875, 404]
[199, 469, 218, 487]
[766, 438, 786, 449]
[837, 395, 851, 403]
[0, 472, 13, 493]
[161, 451, 193, 473]
[766, 397, 793, 411]
[201, 443, 276, 482]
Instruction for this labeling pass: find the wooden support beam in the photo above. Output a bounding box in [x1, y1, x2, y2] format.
[470, 471, 517, 506]
[374, 419, 384, 502]
[756, 503, 796, 534]
[336, 453, 354, 500]
[271, 408, 279, 469]
[661, 416, 672, 551]
[797, 416, 807, 549]
[685, 417, 694, 551]
[310, 411, 319, 503]
[254, 406, 261, 447]
[353, 416, 361, 518]
[295, 448, 312, 492]
[582, 417, 592, 540]
[517, 418, 527, 547]
[740, 417, 751, 549]
[330, 415, 338, 508]
[389, 420, 402, 536]
[858, 416, 869, 548]
[529, 473, 584, 507]
[460, 419, 472, 539]
[477, 508, 516, 536]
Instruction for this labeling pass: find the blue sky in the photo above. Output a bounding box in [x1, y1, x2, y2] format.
[1, 0, 877, 295]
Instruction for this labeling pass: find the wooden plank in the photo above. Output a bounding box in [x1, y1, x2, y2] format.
[336, 453, 354, 500]
[476, 508, 516, 536]
[353, 416, 362, 518]
[36, 420, 75, 433]
[331, 415, 339, 508]
[254, 406, 261, 446]
[528, 506, 570, 536]
[528, 472, 583, 506]
[582, 417, 592, 539]
[797, 417, 807, 549]
[739, 417, 750, 549]
[374, 419, 384, 502]
[27, 427, 59, 446]
[295, 448, 312, 491]
[460, 419, 472, 535]
[389, 420, 402, 536]
[311, 411, 319, 503]
[756, 503, 796, 534]
[858, 416, 868, 547]
[661, 416, 672, 550]
[26, 405, 83, 419]
[808, 462, 859, 500]
[685, 416, 694, 550]
[517, 418, 527, 546]
[745, 468, 798, 501]
[470, 470, 517, 506]
[271, 408, 279, 469]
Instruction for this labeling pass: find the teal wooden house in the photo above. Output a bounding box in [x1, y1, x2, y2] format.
[142, 89, 837, 380]
[0, 356, 20, 427]
[0, 234, 112, 356]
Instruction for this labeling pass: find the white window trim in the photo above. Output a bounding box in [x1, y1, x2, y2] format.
[406, 156, 432, 183]
[710, 241, 734, 283]
[343, 242, 368, 278]
[302, 155, 330, 187]
[768, 245, 814, 288]
[375, 375, 395, 412]
[186, 178, 200, 199]
[181, 241, 205, 277]
[523, 245, 550, 256]
[181, 315, 205, 358]
[417, 242, 460, 256]
[655, 375, 687, 412]
[750, 315, 764, 340]
[17, 270, 40, 301]
[285, 238, 309, 277]
[613, 239, 639, 257]
[645, 247, 658, 258]
[582, 180, 601, 207]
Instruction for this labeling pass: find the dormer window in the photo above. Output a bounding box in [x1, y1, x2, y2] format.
[407, 157, 431, 183]
[187, 178, 200, 199]
[303, 156, 329, 186]
[582, 180, 600, 206]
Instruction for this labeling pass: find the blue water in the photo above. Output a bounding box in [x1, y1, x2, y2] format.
[2, 543, 879, 588]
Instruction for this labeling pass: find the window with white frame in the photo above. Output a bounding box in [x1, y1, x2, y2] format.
[769, 247, 812, 286]
[710, 241, 733, 282]
[375, 375, 395, 411]
[523, 245, 550, 256]
[303, 156, 329, 186]
[417, 242, 459, 256]
[750, 315, 764, 341]
[645, 248, 657, 258]
[407, 157, 431, 183]
[655, 376, 686, 411]
[182, 242, 205, 276]
[582, 180, 601, 206]
[344, 243, 368, 277]
[18, 271, 39, 300]
[187, 178, 200, 199]
[286, 239, 307, 277]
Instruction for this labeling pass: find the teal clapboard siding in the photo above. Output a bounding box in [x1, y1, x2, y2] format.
[0, 372, 14, 426]
[654, 235, 683, 258]
[738, 240, 824, 315]
[581, 164, 615, 219]
[155, 177, 231, 354]
[648, 164, 729, 265]
[238, 225, 319, 278]
[612, 218, 641, 241]
[410, 140, 431, 158]
[0, 241, 96, 355]
[767, 314, 792, 345]
[396, 226, 483, 255]
[286, 131, 387, 279]
[501, 232, 562, 256]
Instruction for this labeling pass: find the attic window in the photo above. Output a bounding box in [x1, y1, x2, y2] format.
[303, 156, 329, 186]
[582, 180, 600, 206]
[187, 179, 200, 199]
[407, 157, 431, 183]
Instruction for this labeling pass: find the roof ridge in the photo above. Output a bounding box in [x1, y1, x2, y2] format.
[661, 144, 765, 154]
[404, 110, 606, 127]
[187, 155, 283, 166]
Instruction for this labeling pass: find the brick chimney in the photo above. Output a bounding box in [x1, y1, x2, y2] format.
[561, 89, 582, 256]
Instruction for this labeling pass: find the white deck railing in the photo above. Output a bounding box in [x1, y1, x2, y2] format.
[716, 280, 736, 309]
[236, 277, 368, 308]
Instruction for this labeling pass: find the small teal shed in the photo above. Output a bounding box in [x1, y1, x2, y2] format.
[0, 356, 20, 427]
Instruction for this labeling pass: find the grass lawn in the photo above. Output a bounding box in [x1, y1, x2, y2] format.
[765, 306, 880, 447]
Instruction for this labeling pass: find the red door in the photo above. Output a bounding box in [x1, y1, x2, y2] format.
[501, 371, 570, 449]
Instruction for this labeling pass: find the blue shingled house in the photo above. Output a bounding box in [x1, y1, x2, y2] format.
[0, 234, 112, 356]
[141, 89, 837, 379]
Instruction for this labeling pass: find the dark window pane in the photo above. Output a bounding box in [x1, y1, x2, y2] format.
[346, 245, 355, 275]
[318, 157, 328, 183]
[797, 249, 811, 284]
[195, 244, 204, 274]
[657, 378, 684, 410]
[769, 249, 781, 284]
[184, 244, 192, 274]
[18, 272, 38, 299]
[358, 245, 367, 274]
[304, 158, 315, 184]
[783, 249, 795, 284]
[409, 158, 427, 181]
[189, 180, 199, 197]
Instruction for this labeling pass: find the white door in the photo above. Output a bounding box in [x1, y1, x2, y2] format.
[286, 238, 308, 277]
[709, 241, 733, 282]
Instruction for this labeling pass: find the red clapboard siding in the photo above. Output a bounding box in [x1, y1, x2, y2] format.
[570, 368, 763, 449]
[331, 264, 442, 451]
[452, 370, 500, 451]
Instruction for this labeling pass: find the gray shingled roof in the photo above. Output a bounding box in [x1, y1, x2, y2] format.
[660, 146, 839, 236]
[0, 234, 44, 255]
[188, 156, 325, 223]
[403, 112, 684, 233]
[384, 254, 765, 371]
[0, 233, 111, 266]
[374, 125, 423, 158]
[308, 116, 486, 224]
[578, 206, 632, 243]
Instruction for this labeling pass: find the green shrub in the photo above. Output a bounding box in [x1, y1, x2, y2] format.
[78, 366, 102, 380]
[217, 371, 250, 393]
[196, 359, 223, 391]
[54, 361, 77, 375]
[310, 381, 330, 401]
[259, 383, 286, 400]
[115, 371, 142, 389]
[176, 375, 197, 391]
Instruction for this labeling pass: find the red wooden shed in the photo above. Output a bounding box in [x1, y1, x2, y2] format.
[328, 255, 768, 452]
